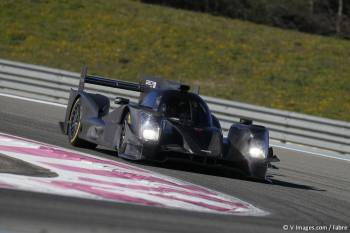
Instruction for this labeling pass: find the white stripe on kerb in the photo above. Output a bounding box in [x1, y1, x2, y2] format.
[0, 132, 266, 216]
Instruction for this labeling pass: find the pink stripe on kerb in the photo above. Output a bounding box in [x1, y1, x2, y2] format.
[43, 180, 244, 213]
[40, 180, 163, 207]
[0, 132, 266, 216]
[150, 193, 232, 212]
[45, 163, 215, 194]
[0, 145, 147, 173]
[79, 177, 249, 209]
[0, 182, 15, 189]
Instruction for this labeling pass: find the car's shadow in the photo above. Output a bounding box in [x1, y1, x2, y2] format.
[95, 148, 325, 192]
[154, 159, 325, 191]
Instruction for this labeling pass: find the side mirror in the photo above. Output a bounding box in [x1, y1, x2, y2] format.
[240, 118, 253, 125]
[114, 97, 129, 105]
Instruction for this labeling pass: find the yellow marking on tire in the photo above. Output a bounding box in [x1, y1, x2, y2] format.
[70, 100, 81, 144]
[70, 121, 81, 143]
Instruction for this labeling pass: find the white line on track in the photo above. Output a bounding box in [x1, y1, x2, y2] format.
[272, 144, 350, 162]
[0, 92, 349, 163]
[0, 93, 66, 108]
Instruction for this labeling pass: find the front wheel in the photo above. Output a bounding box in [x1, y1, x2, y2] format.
[67, 98, 96, 148]
[118, 113, 129, 156]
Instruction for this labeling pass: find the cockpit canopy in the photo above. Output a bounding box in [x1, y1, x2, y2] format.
[140, 90, 211, 127]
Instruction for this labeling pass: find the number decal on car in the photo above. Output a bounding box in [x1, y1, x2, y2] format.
[145, 80, 157, 88]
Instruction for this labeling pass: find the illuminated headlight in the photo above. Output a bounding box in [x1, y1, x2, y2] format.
[140, 112, 160, 141]
[249, 147, 266, 159]
[142, 127, 160, 141]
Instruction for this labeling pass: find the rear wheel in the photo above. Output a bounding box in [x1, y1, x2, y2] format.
[68, 98, 96, 148]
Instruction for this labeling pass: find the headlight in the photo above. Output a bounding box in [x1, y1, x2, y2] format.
[142, 128, 159, 141]
[140, 112, 160, 142]
[249, 147, 266, 159]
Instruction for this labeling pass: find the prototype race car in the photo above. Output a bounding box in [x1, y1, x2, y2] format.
[60, 67, 279, 179]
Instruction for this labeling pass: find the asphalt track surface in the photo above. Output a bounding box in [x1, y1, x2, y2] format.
[0, 95, 349, 233]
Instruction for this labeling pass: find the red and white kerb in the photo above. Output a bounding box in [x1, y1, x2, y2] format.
[0, 133, 267, 216]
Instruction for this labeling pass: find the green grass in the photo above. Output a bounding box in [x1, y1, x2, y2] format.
[1, 0, 350, 121]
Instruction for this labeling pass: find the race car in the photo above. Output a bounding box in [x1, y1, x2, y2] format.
[60, 67, 279, 179]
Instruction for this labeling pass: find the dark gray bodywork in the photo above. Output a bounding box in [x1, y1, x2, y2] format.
[60, 68, 279, 179]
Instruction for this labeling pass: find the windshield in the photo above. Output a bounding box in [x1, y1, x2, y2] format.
[139, 90, 161, 109]
[159, 91, 210, 127]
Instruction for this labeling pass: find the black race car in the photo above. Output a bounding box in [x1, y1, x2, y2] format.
[60, 67, 279, 179]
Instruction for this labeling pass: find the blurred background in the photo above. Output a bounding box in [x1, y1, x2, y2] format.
[0, 0, 349, 121]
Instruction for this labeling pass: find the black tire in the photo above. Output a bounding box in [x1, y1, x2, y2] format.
[68, 98, 96, 149]
[118, 113, 129, 156]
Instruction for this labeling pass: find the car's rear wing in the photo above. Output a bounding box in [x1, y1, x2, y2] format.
[78, 66, 199, 94]
[78, 66, 145, 92]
